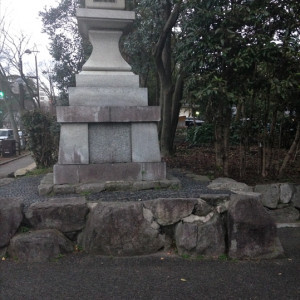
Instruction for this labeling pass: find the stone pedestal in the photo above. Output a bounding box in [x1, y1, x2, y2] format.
[54, 1, 166, 185]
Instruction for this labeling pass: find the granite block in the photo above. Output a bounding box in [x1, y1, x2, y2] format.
[110, 106, 160, 123]
[142, 162, 166, 181]
[76, 72, 139, 88]
[69, 87, 148, 106]
[85, 0, 125, 10]
[132, 123, 161, 162]
[57, 106, 110, 123]
[56, 106, 160, 123]
[58, 124, 89, 164]
[89, 124, 131, 163]
[78, 163, 143, 182]
[53, 165, 79, 185]
[77, 8, 135, 37]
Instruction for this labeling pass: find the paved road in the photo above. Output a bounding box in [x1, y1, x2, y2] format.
[0, 155, 34, 179]
[0, 228, 299, 300]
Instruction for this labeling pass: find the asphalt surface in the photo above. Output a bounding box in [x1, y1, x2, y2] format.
[0, 228, 299, 300]
[0, 156, 299, 299]
[0, 155, 34, 179]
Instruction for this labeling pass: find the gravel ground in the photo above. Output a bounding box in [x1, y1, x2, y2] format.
[0, 169, 231, 211]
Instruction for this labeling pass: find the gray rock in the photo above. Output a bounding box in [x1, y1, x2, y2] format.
[280, 183, 294, 204]
[291, 185, 300, 209]
[25, 197, 89, 234]
[78, 202, 165, 256]
[53, 184, 76, 194]
[7, 229, 74, 262]
[38, 184, 53, 196]
[144, 198, 198, 226]
[194, 199, 213, 216]
[208, 177, 252, 192]
[76, 183, 106, 193]
[267, 206, 300, 223]
[175, 213, 225, 258]
[227, 195, 284, 259]
[254, 184, 280, 209]
[0, 197, 23, 248]
[0, 247, 7, 258]
[199, 194, 231, 206]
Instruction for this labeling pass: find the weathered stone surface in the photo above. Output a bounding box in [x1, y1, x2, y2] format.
[208, 178, 252, 192]
[78, 202, 165, 256]
[53, 164, 79, 185]
[53, 184, 76, 195]
[199, 194, 231, 206]
[175, 213, 225, 257]
[254, 184, 280, 209]
[38, 184, 53, 196]
[57, 106, 160, 123]
[194, 199, 213, 216]
[81, 30, 132, 72]
[85, 0, 125, 10]
[291, 185, 300, 209]
[69, 86, 147, 106]
[0, 198, 23, 248]
[141, 162, 166, 181]
[131, 123, 161, 162]
[40, 173, 53, 185]
[76, 183, 106, 193]
[25, 197, 89, 234]
[280, 183, 294, 204]
[8, 229, 74, 262]
[76, 72, 139, 88]
[89, 123, 131, 163]
[77, 9, 135, 38]
[227, 195, 284, 259]
[231, 191, 262, 202]
[0, 247, 6, 258]
[58, 124, 89, 164]
[144, 198, 198, 226]
[267, 207, 300, 223]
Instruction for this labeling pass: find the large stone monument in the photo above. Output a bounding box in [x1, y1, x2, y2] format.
[53, 0, 166, 186]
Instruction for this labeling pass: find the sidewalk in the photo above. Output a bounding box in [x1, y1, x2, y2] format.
[0, 151, 30, 166]
[0, 153, 35, 179]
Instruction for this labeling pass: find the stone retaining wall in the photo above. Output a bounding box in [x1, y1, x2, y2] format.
[0, 193, 285, 262]
[208, 178, 300, 223]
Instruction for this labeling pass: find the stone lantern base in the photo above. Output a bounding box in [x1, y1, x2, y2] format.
[53, 5, 166, 186]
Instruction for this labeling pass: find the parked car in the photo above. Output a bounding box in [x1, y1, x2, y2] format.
[185, 118, 205, 127]
[0, 129, 14, 140]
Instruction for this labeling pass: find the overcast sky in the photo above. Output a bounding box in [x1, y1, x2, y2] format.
[1, 0, 59, 65]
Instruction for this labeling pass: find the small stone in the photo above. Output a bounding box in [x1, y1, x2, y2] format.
[291, 185, 300, 209]
[38, 184, 53, 196]
[280, 183, 294, 204]
[208, 177, 252, 192]
[254, 184, 280, 209]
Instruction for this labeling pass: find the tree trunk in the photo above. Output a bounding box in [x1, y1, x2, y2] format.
[214, 104, 231, 176]
[278, 120, 300, 177]
[153, 1, 182, 157]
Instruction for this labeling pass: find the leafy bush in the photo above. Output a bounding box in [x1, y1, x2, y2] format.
[186, 123, 214, 146]
[21, 110, 60, 168]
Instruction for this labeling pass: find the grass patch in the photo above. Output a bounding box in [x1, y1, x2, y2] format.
[25, 167, 52, 177]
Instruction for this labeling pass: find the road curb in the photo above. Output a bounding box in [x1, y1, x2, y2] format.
[0, 153, 31, 166]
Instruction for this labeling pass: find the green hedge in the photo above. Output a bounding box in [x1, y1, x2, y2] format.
[21, 110, 60, 168]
